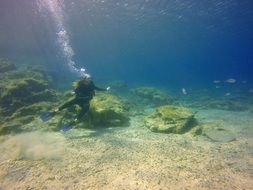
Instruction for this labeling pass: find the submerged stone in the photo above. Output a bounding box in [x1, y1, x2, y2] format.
[88, 93, 129, 127]
[204, 128, 236, 142]
[58, 93, 130, 129]
[195, 122, 236, 142]
[144, 105, 197, 134]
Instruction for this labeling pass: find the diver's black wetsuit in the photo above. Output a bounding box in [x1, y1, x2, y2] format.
[58, 78, 106, 120]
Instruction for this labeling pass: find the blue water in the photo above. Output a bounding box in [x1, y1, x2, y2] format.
[1, 2, 253, 189]
[0, 0, 252, 89]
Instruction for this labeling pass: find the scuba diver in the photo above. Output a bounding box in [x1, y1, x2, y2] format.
[40, 72, 110, 132]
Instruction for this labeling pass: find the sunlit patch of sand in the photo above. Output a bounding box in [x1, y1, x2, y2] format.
[0, 110, 253, 189]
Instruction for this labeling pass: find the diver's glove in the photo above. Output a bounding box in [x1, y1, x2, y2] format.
[106, 86, 111, 91]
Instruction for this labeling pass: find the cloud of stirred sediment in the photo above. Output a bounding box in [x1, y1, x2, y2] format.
[0, 132, 67, 161]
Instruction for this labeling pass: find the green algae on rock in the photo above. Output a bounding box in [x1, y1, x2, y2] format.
[144, 105, 197, 134]
[87, 93, 130, 127]
[56, 92, 130, 129]
[0, 61, 59, 134]
[0, 78, 57, 116]
[32, 92, 130, 131]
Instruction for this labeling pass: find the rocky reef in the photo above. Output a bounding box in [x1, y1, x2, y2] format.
[144, 105, 197, 134]
[191, 98, 249, 111]
[0, 58, 16, 73]
[0, 78, 56, 115]
[0, 58, 131, 134]
[0, 59, 58, 134]
[185, 90, 251, 111]
[131, 86, 174, 106]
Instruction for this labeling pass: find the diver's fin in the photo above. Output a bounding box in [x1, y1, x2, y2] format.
[40, 112, 55, 122]
[60, 124, 73, 132]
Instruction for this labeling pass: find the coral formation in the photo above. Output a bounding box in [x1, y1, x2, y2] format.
[144, 105, 197, 134]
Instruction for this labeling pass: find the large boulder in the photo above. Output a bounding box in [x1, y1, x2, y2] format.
[88, 93, 129, 127]
[144, 105, 197, 134]
[53, 92, 130, 129]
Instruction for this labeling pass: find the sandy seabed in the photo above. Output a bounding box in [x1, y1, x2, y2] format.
[0, 109, 253, 190]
